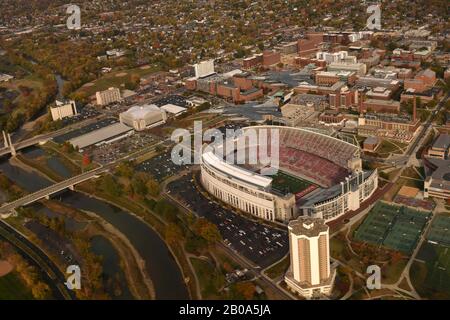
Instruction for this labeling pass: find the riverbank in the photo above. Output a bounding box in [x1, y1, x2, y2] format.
[1, 157, 154, 299]
[43, 201, 154, 299]
[1, 155, 189, 299]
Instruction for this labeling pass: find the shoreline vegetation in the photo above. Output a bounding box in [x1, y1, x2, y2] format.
[1, 156, 154, 299]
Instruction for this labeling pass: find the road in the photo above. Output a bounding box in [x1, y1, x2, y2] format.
[0, 115, 107, 157]
[361, 93, 449, 166]
[0, 220, 74, 300]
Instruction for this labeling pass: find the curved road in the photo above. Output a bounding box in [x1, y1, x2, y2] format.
[0, 220, 74, 300]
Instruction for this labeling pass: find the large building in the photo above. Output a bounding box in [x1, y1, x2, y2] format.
[50, 99, 77, 121]
[404, 69, 436, 93]
[194, 60, 215, 78]
[328, 62, 367, 76]
[424, 134, 450, 200]
[427, 134, 450, 159]
[316, 51, 349, 64]
[69, 122, 133, 150]
[200, 126, 378, 223]
[284, 217, 335, 298]
[96, 87, 122, 106]
[119, 104, 167, 131]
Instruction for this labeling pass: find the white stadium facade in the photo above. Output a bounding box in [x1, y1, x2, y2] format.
[200, 126, 378, 223]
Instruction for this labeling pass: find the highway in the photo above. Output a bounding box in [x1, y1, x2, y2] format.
[0, 115, 107, 157]
[0, 220, 74, 300]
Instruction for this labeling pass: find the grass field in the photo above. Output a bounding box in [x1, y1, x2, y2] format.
[190, 258, 225, 299]
[271, 171, 313, 194]
[411, 242, 450, 299]
[264, 255, 290, 280]
[354, 202, 430, 254]
[0, 272, 34, 300]
[75, 65, 160, 97]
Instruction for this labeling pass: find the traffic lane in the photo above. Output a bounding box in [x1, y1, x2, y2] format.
[0, 221, 74, 300]
[167, 175, 288, 267]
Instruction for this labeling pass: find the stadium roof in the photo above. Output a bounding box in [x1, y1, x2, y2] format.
[69, 122, 132, 149]
[202, 151, 272, 189]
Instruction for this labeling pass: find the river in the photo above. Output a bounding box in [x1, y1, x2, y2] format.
[0, 155, 189, 299]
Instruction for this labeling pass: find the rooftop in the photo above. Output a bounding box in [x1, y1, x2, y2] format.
[288, 217, 328, 237]
[432, 134, 450, 150]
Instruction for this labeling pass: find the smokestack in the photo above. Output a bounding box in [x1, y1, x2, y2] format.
[413, 95, 417, 122]
[359, 91, 364, 114]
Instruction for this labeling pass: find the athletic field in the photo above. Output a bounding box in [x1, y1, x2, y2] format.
[427, 215, 450, 247]
[412, 242, 450, 298]
[271, 171, 314, 194]
[354, 202, 430, 254]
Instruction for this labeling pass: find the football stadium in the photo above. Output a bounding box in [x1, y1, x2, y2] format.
[200, 126, 378, 223]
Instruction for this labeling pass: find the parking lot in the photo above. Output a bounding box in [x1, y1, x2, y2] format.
[136, 150, 190, 182]
[154, 95, 188, 108]
[61, 106, 101, 126]
[167, 173, 288, 268]
[89, 132, 162, 165]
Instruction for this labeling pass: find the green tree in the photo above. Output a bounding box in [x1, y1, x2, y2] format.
[101, 175, 122, 197]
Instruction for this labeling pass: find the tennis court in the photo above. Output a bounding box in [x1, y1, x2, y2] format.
[414, 242, 450, 297]
[354, 202, 430, 254]
[427, 215, 450, 247]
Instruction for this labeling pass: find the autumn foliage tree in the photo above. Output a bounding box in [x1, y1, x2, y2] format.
[192, 218, 222, 245]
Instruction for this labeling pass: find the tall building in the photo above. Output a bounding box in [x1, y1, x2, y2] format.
[194, 60, 215, 78]
[96, 87, 122, 106]
[284, 217, 335, 299]
[50, 99, 77, 121]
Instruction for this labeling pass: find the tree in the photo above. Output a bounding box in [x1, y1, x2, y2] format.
[165, 223, 183, 245]
[234, 281, 256, 300]
[82, 153, 91, 167]
[115, 161, 134, 179]
[193, 218, 222, 244]
[101, 175, 122, 197]
[131, 172, 148, 196]
[32, 282, 51, 300]
[146, 178, 160, 197]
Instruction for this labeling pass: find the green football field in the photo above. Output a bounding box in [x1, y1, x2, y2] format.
[271, 171, 314, 194]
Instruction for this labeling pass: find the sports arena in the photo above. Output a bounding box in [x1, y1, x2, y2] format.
[200, 125, 378, 223]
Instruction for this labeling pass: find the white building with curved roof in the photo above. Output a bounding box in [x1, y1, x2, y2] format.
[119, 104, 167, 131]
